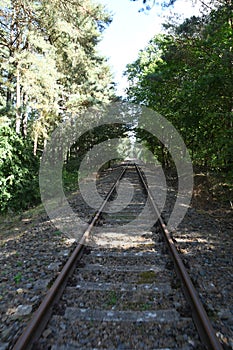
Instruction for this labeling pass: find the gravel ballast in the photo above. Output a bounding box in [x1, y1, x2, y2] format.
[0, 164, 232, 349]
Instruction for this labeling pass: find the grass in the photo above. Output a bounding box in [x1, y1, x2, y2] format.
[105, 291, 154, 311]
[106, 291, 118, 306]
[122, 301, 153, 311]
[14, 272, 22, 284]
[137, 271, 157, 284]
[53, 230, 62, 236]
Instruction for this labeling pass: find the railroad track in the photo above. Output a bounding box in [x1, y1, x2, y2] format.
[12, 163, 223, 350]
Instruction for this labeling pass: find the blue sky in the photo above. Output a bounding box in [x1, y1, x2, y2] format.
[97, 0, 201, 96]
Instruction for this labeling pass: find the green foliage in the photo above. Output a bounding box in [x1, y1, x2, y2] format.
[0, 0, 114, 151]
[125, 3, 233, 172]
[66, 123, 129, 166]
[52, 230, 62, 236]
[106, 291, 117, 306]
[62, 168, 79, 193]
[130, 0, 177, 13]
[0, 0, 115, 213]
[0, 124, 40, 212]
[13, 272, 22, 284]
[62, 122, 129, 192]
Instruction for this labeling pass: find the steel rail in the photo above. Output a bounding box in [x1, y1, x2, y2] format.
[135, 163, 223, 350]
[12, 164, 127, 350]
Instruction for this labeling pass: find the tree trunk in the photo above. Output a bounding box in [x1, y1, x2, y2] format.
[15, 66, 21, 134]
[22, 93, 28, 137]
[6, 81, 12, 110]
[34, 133, 38, 156]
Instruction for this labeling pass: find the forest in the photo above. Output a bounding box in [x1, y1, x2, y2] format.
[125, 0, 233, 171]
[0, 0, 232, 213]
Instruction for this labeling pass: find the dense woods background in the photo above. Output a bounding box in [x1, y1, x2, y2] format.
[0, 0, 114, 211]
[125, 0, 233, 172]
[0, 0, 232, 212]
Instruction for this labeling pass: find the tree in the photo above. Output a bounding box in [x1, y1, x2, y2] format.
[0, 124, 40, 212]
[125, 2, 233, 171]
[0, 0, 115, 212]
[0, 0, 114, 152]
[130, 0, 177, 12]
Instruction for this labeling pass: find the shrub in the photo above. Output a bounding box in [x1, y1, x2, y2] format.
[0, 125, 40, 212]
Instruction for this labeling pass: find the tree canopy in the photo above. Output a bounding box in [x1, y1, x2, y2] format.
[130, 0, 177, 12]
[125, 1, 233, 171]
[0, 0, 115, 212]
[0, 0, 114, 149]
[1, 0, 232, 212]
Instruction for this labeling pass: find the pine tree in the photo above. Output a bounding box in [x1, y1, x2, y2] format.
[0, 0, 114, 152]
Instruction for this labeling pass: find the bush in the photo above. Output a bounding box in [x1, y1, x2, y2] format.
[0, 125, 40, 212]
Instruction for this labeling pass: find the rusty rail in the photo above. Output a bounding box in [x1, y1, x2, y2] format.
[135, 163, 223, 350]
[12, 165, 127, 350]
[12, 162, 223, 350]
